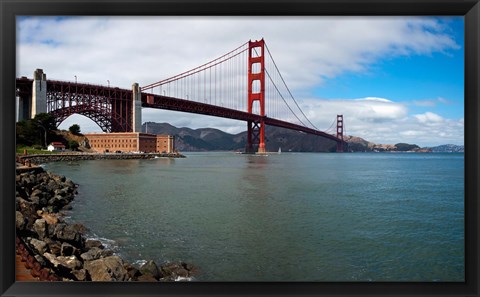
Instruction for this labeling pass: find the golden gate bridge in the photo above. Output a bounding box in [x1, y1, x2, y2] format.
[16, 39, 346, 153]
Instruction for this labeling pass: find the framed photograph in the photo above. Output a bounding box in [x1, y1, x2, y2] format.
[1, 0, 479, 296]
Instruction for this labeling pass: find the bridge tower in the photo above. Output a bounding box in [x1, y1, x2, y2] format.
[336, 114, 344, 152]
[132, 83, 142, 132]
[246, 39, 266, 154]
[31, 69, 47, 118]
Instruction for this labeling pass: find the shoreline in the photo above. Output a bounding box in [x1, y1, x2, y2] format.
[15, 158, 196, 282]
[17, 151, 185, 166]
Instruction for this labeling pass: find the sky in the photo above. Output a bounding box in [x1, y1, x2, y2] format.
[16, 16, 464, 147]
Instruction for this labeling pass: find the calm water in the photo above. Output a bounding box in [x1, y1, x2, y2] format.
[44, 152, 464, 281]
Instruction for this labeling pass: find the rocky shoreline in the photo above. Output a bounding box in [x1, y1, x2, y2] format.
[16, 165, 196, 281]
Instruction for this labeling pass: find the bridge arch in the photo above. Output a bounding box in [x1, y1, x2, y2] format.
[53, 108, 112, 132]
[45, 80, 134, 133]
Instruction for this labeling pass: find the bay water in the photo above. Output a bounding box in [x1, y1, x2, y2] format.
[44, 152, 464, 281]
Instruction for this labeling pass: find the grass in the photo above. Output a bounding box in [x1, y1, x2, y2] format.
[16, 146, 59, 155]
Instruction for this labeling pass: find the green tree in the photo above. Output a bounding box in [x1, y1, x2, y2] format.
[16, 119, 39, 146]
[16, 113, 57, 147]
[68, 140, 79, 151]
[32, 113, 57, 147]
[69, 124, 81, 135]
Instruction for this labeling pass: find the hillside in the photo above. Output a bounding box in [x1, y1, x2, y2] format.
[142, 122, 464, 153]
[144, 122, 336, 152]
[52, 130, 94, 152]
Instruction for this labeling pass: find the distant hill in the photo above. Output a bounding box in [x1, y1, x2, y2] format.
[427, 144, 464, 153]
[142, 122, 337, 152]
[142, 122, 462, 153]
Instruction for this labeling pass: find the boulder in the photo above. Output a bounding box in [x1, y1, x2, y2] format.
[41, 213, 59, 225]
[80, 247, 102, 261]
[85, 239, 103, 250]
[29, 238, 48, 254]
[65, 178, 76, 189]
[137, 274, 157, 282]
[33, 218, 47, 239]
[160, 262, 190, 278]
[17, 198, 38, 227]
[15, 211, 26, 231]
[72, 269, 88, 281]
[48, 195, 68, 208]
[61, 242, 78, 257]
[34, 254, 47, 267]
[84, 256, 128, 281]
[139, 260, 161, 279]
[30, 188, 45, 201]
[54, 223, 84, 246]
[44, 253, 82, 271]
[54, 188, 67, 197]
[44, 238, 62, 255]
[124, 264, 141, 280]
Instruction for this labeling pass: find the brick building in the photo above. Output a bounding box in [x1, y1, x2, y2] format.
[84, 132, 175, 153]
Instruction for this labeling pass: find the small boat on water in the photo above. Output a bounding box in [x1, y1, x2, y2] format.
[278, 147, 282, 154]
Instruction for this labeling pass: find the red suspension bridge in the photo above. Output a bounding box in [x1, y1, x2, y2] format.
[16, 39, 346, 153]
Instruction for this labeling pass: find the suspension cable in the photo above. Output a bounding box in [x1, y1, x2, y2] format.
[264, 42, 320, 131]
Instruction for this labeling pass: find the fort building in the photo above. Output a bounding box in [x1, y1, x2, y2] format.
[84, 132, 174, 154]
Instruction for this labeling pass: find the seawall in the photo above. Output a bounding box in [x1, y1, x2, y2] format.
[18, 152, 185, 165]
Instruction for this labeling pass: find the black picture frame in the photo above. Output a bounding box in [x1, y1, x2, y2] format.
[1, 0, 479, 296]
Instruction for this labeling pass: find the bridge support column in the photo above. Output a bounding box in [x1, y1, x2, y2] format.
[16, 95, 28, 122]
[31, 69, 47, 118]
[246, 39, 266, 154]
[132, 83, 142, 133]
[336, 114, 344, 152]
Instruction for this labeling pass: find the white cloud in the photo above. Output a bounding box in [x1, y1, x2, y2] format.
[414, 112, 444, 124]
[17, 16, 460, 89]
[412, 97, 452, 107]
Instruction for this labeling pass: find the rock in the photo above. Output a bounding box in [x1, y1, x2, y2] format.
[61, 242, 78, 256]
[139, 260, 161, 279]
[44, 238, 62, 255]
[17, 198, 38, 228]
[85, 239, 103, 249]
[65, 178, 76, 189]
[30, 188, 45, 201]
[161, 262, 190, 278]
[48, 195, 68, 208]
[80, 247, 113, 261]
[54, 188, 67, 197]
[16, 211, 26, 230]
[84, 256, 128, 281]
[52, 174, 66, 183]
[33, 219, 47, 239]
[54, 223, 84, 246]
[34, 254, 47, 266]
[41, 213, 59, 225]
[44, 253, 82, 270]
[72, 269, 88, 281]
[125, 265, 141, 280]
[137, 274, 157, 282]
[80, 247, 102, 261]
[29, 238, 48, 254]
[30, 196, 40, 205]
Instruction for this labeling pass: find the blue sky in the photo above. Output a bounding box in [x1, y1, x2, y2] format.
[315, 17, 464, 120]
[16, 16, 464, 146]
